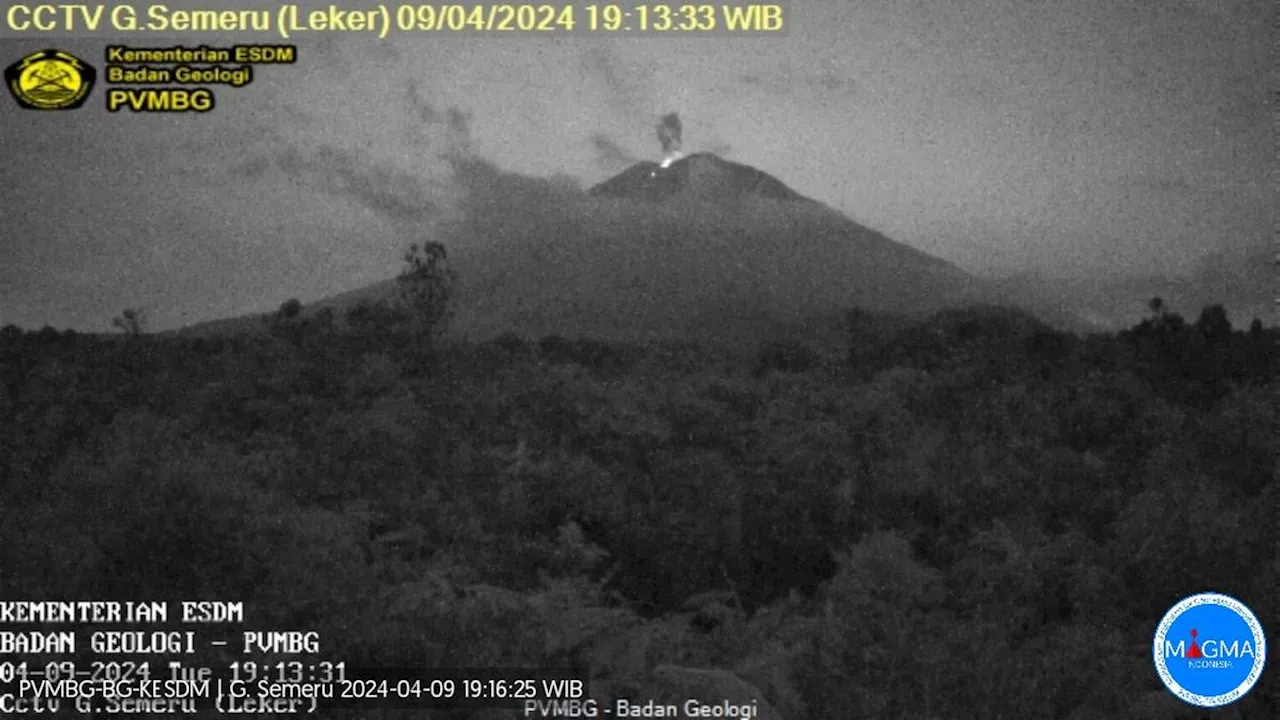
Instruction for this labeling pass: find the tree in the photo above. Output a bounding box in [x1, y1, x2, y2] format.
[1137, 297, 1185, 336]
[112, 308, 145, 336]
[757, 339, 818, 375]
[397, 241, 454, 340]
[1195, 304, 1231, 342]
[278, 298, 303, 320]
[268, 298, 306, 345]
[345, 301, 406, 336]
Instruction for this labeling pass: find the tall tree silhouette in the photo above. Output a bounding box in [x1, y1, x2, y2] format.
[112, 308, 145, 336]
[398, 241, 454, 342]
[1195, 304, 1232, 342]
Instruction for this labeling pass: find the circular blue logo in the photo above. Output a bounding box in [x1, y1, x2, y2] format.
[1153, 592, 1266, 707]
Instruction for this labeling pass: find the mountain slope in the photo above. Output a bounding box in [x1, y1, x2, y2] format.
[179, 154, 1030, 345]
[448, 194, 980, 345]
[442, 153, 984, 345]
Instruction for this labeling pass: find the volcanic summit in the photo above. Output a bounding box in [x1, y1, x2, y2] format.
[589, 152, 806, 202]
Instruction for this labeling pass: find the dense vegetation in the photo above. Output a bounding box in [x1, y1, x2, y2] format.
[0, 297, 1274, 719]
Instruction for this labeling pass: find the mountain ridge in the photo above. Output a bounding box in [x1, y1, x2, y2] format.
[589, 152, 810, 202]
[175, 154, 1095, 345]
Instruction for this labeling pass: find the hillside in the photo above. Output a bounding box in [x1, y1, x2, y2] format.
[180, 154, 1006, 345]
[6, 307, 1276, 719]
[449, 191, 982, 345]
[988, 245, 1275, 330]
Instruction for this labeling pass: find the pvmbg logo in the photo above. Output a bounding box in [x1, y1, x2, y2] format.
[1153, 592, 1266, 707]
[4, 49, 96, 110]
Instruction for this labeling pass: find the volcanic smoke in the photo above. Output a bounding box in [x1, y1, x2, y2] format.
[656, 112, 683, 168]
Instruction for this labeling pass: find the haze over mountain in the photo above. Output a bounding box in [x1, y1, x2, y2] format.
[3, 3, 1270, 335]
[456, 152, 985, 344]
[172, 106, 1269, 346]
[988, 243, 1274, 330]
[180, 141, 1020, 347]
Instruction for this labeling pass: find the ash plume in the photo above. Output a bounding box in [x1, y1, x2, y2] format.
[656, 112, 683, 159]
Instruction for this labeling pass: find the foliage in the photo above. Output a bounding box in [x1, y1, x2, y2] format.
[398, 241, 455, 340]
[344, 301, 409, 339]
[278, 297, 303, 319]
[1, 301, 1275, 718]
[111, 307, 145, 335]
[756, 339, 818, 375]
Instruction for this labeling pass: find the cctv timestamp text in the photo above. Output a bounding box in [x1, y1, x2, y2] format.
[584, 4, 786, 33]
[391, 4, 787, 34]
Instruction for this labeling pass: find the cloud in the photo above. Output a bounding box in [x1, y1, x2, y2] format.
[1126, 174, 1197, 193]
[406, 80, 441, 125]
[738, 66, 859, 97]
[307, 34, 403, 81]
[580, 46, 655, 120]
[227, 85, 582, 255]
[227, 88, 458, 226]
[578, 45, 735, 162]
[591, 133, 639, 170]
[444, 107, 473, 153]
[270, 144, 441, 225]
[229, 155, 272, 180]
[703, 139, 734, 157]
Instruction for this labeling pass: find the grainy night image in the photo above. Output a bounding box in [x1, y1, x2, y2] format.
[0, 1, 1274, 718]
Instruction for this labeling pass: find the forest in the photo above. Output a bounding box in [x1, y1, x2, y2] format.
[0, 292, 1275, 719]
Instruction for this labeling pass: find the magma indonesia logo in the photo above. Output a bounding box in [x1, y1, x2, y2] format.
[1153, 592, 1266, 708]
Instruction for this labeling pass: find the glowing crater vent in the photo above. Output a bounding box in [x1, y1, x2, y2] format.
[591, 153, 806, 202]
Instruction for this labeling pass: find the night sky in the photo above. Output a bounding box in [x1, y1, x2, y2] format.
[1, 0, 1271, 332]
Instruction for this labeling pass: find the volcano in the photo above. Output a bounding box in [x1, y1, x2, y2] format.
[589, 153, 806, 202]
[181, 153, 1028, 347]
[438, 153, 987, 347]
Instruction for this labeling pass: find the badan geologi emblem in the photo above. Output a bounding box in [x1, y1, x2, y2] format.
[5, 49, 96, 110]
